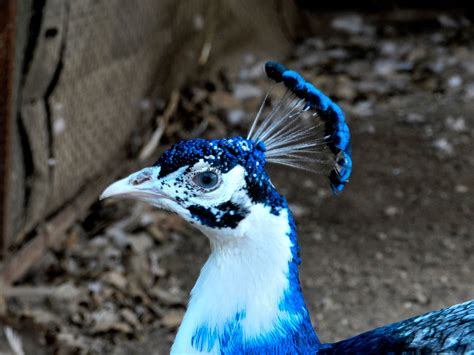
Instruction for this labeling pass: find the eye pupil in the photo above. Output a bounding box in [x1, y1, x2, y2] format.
[201, 175, 212, 184]
[193, 171, 219, 190]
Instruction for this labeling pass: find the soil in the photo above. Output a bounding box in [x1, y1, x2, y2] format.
[1, 10, 473, 355]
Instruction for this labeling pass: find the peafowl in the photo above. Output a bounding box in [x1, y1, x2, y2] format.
[101, 61, 473, 354]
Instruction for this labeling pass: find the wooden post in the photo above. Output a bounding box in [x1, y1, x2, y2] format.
[0, 0, 16, 258]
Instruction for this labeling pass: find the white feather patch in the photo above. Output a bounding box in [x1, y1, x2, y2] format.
[171, 205, 293, 354]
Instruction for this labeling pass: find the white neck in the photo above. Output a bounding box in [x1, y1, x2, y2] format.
[171, 204, 309, 354]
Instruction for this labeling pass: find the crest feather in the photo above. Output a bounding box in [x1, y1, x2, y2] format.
[247, 61, 353, 194]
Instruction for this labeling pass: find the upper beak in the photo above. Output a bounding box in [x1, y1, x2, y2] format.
[100, 167, 162, 202]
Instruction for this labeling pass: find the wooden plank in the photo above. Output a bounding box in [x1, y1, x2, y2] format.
[0, 158, 141, 285]
[0, 173, 110, 285]
[0, 171, 106, 285]
[0, 0, 16, 257]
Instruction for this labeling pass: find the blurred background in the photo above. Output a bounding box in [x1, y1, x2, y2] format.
[1, 1, 473, 354]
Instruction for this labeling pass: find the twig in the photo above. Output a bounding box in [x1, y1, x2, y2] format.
[139, 90, 180, 162]
[2, 284, 80, 300]
[4, 327, 25, 355]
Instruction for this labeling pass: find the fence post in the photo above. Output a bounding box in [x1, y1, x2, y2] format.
[0, 0, 16, 258]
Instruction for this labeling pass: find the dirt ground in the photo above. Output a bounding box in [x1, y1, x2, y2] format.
[1, 11, 473, 355]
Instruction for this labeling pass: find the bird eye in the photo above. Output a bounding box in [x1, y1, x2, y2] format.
[192, 171, 220, 190]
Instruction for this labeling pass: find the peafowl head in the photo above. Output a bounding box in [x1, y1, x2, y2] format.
[101, 61, 352, 241]
[101, 137, 282, 237]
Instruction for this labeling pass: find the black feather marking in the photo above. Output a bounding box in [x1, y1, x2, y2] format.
[188, 201, 250, 229]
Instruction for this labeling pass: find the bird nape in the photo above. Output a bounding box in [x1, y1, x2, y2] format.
[100, 61, 473, 354]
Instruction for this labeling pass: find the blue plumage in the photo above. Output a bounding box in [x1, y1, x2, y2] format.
[321, 300, 474, 354]
[304, 83, 331, 111]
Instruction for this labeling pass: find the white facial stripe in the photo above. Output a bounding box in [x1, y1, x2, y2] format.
[163, 165, 189, 181]
[153, 163, 250, 230]
[158, 162, 247, 207]
[190, 165, 246, 206]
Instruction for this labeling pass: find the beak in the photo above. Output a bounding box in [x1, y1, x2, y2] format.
[100, 167, 165, 202]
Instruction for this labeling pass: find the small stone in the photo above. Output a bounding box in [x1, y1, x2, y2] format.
[139, 212, 156, 227]
[455, 185, 468, 193]
[394, 190, 405, 199]
[147, 225, 166, 242]
[89, 235, 108, 248]
[340, 318, 350, 326]
[327, 48, 349, 60]
[193, 14, 204, 30]
[377, 232, 387, 241]
[121, 308, 140, 328]
[403, 113, 426, 125]
[29, 309, 60, 326]
[239, 61, 266, 80]
[227, 109, 246, 125]
[392, 168, 402, 176]
[139, 99, 151, 111]
[438, 15, 458, 28]
[129, 233, 153, 254]
[360, 123, 376, 134]
[161, 309, 184, 330]
[103, 271, 127, 290]
[384, 206, 400, 217]
[321, 297, 337, 311]
[447, 75, 463, 88]
[433, 138, 454, 155]
[232, 83, 262, 100]
[413, 284, 429, 305]
[210, 91, 240, 109]
[53, 118, 66, 134]
[351, 100, 374, 117]
[445, 116, 466, 132]
[379, 40, 397, 56]
[56, 331, 87, 352]
[331, 14, 374, 35]
[464, 82, 474, 99]
[317, 188, 330, 198]
[106, 228, 130, 249]
[374, 59, 398, 76]
[289, 204, 307, 218]
[151, 287, 185, 306]
[442, 238, 456, 251]
[90, 309, 120, 333]
[88, 281, 102, 294]
[335, 77, 357, 100]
